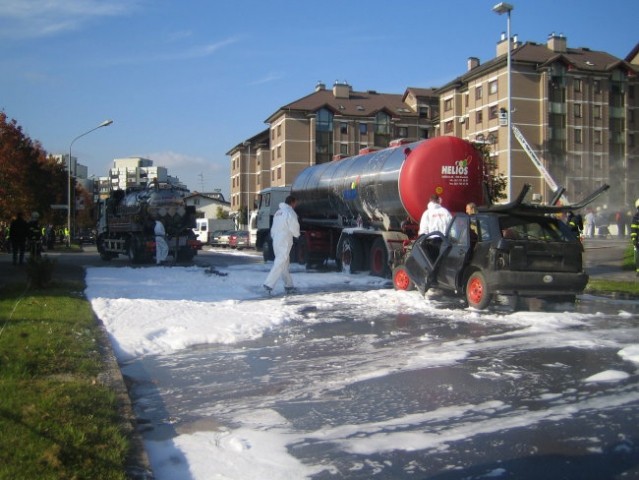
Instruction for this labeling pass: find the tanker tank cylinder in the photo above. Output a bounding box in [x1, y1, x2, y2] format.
[291, 136, 485, 230]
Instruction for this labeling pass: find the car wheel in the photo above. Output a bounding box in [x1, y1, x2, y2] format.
[262, 237, 274, 262]
[466, 271, 491, 309]
[392, 265, 415, 291]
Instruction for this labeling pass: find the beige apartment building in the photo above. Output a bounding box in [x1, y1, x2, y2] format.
[438, 34, 639, 207]
[229, 36, 639, 215]
[227, 82, 439, 214]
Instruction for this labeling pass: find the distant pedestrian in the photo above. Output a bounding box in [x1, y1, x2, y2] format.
[263, 195, 300, 295]
[26, 211, 42, 258]
[9, 212, 29, 265]
[465, 202, 478, 215]
[154, 219, 169, 265]
[584, 209, 596, 238]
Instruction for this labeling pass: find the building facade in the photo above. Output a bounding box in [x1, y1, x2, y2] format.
[230, 38, 639, 213]
[437, 34, 639, 208]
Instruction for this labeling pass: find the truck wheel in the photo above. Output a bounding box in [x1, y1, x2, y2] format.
[392, 265, 415, 291]
[466, 271, 491, 309]
[127, 237, 142, 264]
[337, 234, 363, 273]
[369, 237, 390, 277]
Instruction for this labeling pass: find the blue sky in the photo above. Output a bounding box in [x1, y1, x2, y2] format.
[1, 0, 637, 199]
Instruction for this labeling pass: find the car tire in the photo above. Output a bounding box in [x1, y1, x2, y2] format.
[392, 265, 415, 291]
[466, 271, 491, 309]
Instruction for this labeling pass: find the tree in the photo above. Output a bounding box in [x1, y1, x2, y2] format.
[473, 141, 507, 204]
[0, 112, 68, 224]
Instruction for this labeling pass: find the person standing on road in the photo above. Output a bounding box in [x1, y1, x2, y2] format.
[154, 219, 169, 265]
[263, 195, 300, 295]
[584, 208, 596, 238]
[26, 211, 42, 258]
[9, 212, 28, 265]
[631, 200, 639, 276]
[419, 194, 452, 236]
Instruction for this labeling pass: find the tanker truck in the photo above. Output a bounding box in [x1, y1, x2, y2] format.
[255, 136, 486, 278]
[96, 182, 201, 263]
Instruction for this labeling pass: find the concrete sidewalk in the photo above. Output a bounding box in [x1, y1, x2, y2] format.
[582, 237, 637, 282]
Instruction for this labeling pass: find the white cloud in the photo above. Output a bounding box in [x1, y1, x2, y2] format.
[0, 0, 139, 38]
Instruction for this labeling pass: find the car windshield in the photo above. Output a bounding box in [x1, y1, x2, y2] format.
[499, 216, 572, 242]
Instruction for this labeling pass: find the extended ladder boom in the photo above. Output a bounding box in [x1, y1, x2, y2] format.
[511, 124, 568, 204]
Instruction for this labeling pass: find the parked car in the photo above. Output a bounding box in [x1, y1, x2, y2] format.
[229, 230, 251, 250]
[394, 184, 609, 309]
[74, 229, 96, 244]
[210, 230, 235, 248]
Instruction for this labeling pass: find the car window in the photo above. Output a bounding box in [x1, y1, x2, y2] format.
[477, 217, 491, 241]
[499, 216, 571, 242]
[448, 216, 470, 246]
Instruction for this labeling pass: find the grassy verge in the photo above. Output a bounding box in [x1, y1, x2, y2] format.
[586, 244, 639, 296]
[0, 278, 131, 479]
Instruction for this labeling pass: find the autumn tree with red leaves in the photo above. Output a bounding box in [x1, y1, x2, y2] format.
[0, 112, 70, 225]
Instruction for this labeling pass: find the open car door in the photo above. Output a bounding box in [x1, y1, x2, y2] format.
[436, 215, 474, 290]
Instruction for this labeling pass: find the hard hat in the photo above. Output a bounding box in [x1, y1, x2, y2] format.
[635, 199, 639, 208]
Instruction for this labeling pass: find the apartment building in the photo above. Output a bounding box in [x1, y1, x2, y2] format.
[227, 82, 439, 213]
[230, 37, 639, 212]
[438, 34, 639, 207]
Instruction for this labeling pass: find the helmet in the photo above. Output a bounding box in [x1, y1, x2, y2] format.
[635, 199, 639, 209]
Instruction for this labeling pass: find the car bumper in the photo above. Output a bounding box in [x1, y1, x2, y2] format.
[487, 270, 589, 296]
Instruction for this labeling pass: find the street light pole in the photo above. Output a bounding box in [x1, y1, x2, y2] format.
[67, 119, 113, 246]
[493, 2, 514, 202]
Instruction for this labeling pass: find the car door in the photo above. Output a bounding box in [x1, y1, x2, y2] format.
[437, 215, 473, 290]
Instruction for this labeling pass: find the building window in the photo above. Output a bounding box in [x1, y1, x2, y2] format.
[340, 122, 348, 135]
[629, 85, 635, 100]
[444, 98, 452, 111]
[476, 110, 483, 124]
[594, 80, 602, 94]
[374, 112, 391, 135]
[575, 103, 582, 118]
[475, 86, 482, 100]
[277, 124, 281, 137]
[398, 126, 408, 138]
[444, 120, 453, 133]
[277, 146, 281, 158]
[594, 105, 602, 118]
[629, 133, 635, 148]
[594, 130, 602, 144]
[575, 128, 583, 144]
[359, 123, 368, 135]
[489, 80, 498, 95]
[271, 129, 275, 140]
[340, 144, 348, 155]
[277, 167, 282, 180]
[574, 78, 583, 93]
[488, 105, 498, 120]
[418, 106, 429, 118]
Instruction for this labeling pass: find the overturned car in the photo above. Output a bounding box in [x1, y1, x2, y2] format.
[393, 184, 610, 309]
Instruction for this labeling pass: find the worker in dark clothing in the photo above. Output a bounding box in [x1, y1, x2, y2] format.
[26, 211, 42, 258]
[9, 212, 29, 265]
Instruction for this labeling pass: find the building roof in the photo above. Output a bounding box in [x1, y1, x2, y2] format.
[438, 39, 638, 92]
[264, 83, 417, 123]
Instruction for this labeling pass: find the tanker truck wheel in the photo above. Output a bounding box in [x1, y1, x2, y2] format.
[466, 271, 492, 309]
[262, 237, 275, 262]
[337, 234, 364, 273]
[369, 237, 391, 278]
[392, 265, 415, 291]
[127, 237, 144, 264]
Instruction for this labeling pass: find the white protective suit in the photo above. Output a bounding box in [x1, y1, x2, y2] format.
[418, 201, 452, 236]
[154, 220, 169, 264]
[264, 202, 300, 290]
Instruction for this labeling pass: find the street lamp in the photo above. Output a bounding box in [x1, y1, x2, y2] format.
[68, 119, 113, 245]
[493, 2, 513, 202]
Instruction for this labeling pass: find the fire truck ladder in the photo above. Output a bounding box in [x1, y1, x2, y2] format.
[511, 124, 568, 204]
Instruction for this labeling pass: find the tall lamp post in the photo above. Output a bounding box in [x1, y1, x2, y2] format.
[493, 2, 514, 202]
[68, 119, 113, 245]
